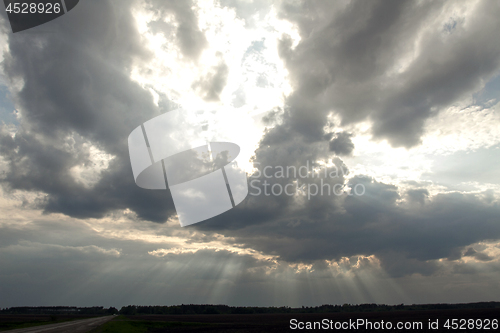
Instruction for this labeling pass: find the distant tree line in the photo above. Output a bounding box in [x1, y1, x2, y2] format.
[118, 302, 500, 315]
[0, 306, 118, 315]
[2, 302, 498, 316]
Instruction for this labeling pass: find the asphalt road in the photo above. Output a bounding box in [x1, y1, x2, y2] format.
[5, 316, 115, 333]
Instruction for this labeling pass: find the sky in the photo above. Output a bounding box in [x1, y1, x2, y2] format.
[0, 0, 500, 308]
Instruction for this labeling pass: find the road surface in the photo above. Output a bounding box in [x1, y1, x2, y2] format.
[5, 316, 115, 333]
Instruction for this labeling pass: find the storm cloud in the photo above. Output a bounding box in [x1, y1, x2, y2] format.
[0, 0, 499, 308]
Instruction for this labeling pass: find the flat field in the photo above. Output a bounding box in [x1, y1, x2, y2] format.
[91, 308, 500, 332]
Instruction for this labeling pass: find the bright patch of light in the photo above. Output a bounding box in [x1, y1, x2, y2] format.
[129, 0, 297, 173]
[337, 98, 500, 195]
[70, 144, 115, 188]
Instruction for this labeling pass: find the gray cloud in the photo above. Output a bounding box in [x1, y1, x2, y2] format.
[276, 0, 500, 147]
[192, 55, 229, 101]
[0, 0, 499, 308]
[185, 0, 500, 277]
[405, 189, 429, 206]
[194, 169, 500, 278]
[2, 214, 500, 308]
[463, 247, 493, 262]
[328, 132, 354, 156]
[0, 0, 177, 222]
[146, 0, 207, 61]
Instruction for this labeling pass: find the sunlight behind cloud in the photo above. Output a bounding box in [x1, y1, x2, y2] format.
[129, 0, 296, 173]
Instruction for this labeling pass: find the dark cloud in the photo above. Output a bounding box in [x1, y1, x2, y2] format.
[0, 0, 176, 222]
[181, 0, 500, 277]
[276, 0, 500, 147]
[189, 102, 500, 278]
[194, 171, 500, 277]
[329, 132, 354, 156]
[2, 212, 500, 307]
